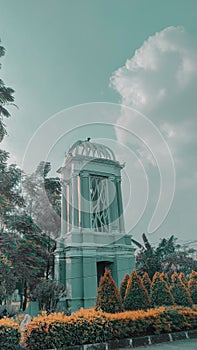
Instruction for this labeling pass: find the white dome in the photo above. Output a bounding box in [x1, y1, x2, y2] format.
[67, 140, 116, 161]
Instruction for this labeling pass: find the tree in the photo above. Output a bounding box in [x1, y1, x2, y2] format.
[31, 280, 66, 313]
[132, 233, 197, 279]
[171, 272, 192, 307]
[0, 149, 25, 304]
[142, 272, 151, 295]
[0, 40, 15, 142]
[132, 233, 163, 279]
[150, 272, 174, 307]
[0, 42, 21, 304]
[120, 274, 129, 301]
[6, 213, 50, 310]
[23, 161, 61, 238]
[189, 270, 197, 304]
[23, 161, 61, 279]
[95, 269, 122, 313]
[124, 270, 149, 311]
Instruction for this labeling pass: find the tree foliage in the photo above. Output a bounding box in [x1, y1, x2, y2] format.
[0, 155, 59, 307]
[179, 272, 188, 288]
[189, 270, 197, 304]
[23, 161, 61, 239]
[0, 212, 50, 308]
[0, 40, 15, 142]
[120, 274, 129, 301]
[171, 272, 192, 307]
[132, 233, 197, 279]
[150, 272, 174, 307]
[142, 272, 151, 295]
[95, 269, 122, 313]
[31, 279, 66, 313]
[124, 270, 149, 311]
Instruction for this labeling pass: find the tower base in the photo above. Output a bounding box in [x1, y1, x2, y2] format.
[54, 230, 135, 312]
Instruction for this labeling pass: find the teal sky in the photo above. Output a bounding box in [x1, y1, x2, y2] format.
[0, 0, 197, 245]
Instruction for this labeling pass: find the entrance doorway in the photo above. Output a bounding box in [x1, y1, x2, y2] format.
[97, 261, 113, 286]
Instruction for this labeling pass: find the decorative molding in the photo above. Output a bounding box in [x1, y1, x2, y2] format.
[108, 175, 115, 181]
[80, 171, 89, 178]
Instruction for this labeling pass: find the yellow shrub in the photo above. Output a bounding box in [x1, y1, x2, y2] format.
[23, 306, 197, 350]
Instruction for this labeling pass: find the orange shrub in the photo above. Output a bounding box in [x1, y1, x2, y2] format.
[23, 306, 197, 349]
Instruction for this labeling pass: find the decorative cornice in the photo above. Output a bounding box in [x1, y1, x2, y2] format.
[115, 176, 122, 183]
[80, 171, 89, 178]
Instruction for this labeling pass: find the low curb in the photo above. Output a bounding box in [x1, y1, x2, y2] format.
[47, 329, 197, 349]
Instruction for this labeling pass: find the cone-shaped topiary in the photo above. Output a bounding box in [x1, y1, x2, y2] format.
[142, 272, 151, 295]
[189, 270, 197, 304]
[120, 274, 129, 301]
[150, 272, 174, 307]
[179, 272, 188, 288]
[160, 272, 169, 286]
[124, 270, 150, 311]
[95, 268, 123, 313]
[171, 272, 192, 307]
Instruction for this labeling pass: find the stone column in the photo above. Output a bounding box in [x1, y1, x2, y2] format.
[80, 172, 91, 230]
[54, 239, 66, 286]
[61, 180, 67, 238]
[82, 249, 97, 309]
[108, 176, 119, 232]
[68, 180, 72, 232]
[116, 176, 125, 232]
[72, 173, 79, 229]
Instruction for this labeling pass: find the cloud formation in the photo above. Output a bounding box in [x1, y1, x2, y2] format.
[111, 26, 197, 110]
[111, 26, 197, 184]
[110, 26, 197, 238]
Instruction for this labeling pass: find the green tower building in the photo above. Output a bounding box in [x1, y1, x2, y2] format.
[55, 139, 135, 311]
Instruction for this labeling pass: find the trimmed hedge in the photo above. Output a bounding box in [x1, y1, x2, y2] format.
[23, 306, 197, 350]
[0, 317, 21, 349]
[95, 269, 123, 313]
[124, 271, 149, 311]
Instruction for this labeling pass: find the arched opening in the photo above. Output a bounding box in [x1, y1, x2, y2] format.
[97, 261, 113, 286]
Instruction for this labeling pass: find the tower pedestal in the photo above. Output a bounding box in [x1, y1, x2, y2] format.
[55, 230, 135, 312]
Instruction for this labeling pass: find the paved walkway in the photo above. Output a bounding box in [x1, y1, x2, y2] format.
[121, 338, 197, 349]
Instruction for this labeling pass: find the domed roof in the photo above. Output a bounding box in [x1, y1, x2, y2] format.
[67, 139, 116, 161]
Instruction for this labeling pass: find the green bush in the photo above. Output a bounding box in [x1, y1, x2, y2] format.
[142, 272, 151, 295]
[31, 279, 66, 313]
[150, 272, 174, 307]
[189, 270, 197, 304]
[124, 271, 149, 311]
[0, 317, 21, 350]
[120, 274, 129, 301]
[95, 268, 122, 313]
[171, 272, 192, 307]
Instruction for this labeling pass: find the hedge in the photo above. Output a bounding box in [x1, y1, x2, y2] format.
[23, 306, 197, 350]
[0, 317, 21, 350]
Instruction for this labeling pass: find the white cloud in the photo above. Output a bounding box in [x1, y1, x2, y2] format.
[110, 26, 197, 235]
[111, 26, 197, 111]
[110, 26, 197, 172]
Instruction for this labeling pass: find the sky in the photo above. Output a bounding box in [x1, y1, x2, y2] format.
[0, 0, 197, 245]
